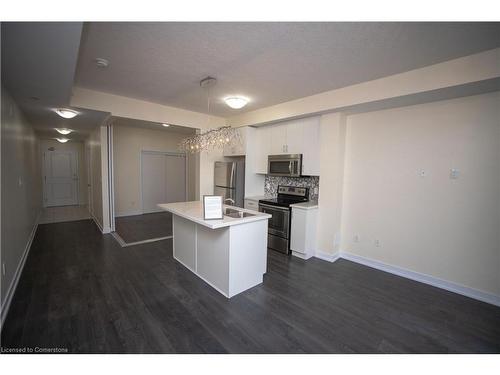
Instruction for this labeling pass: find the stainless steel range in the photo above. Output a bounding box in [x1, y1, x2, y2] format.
[258, 185, 309, 254]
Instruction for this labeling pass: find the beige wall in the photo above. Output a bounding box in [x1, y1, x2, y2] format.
[39, 139, 88, 206]
[1, 87, 42, 313]
[340, 92, 500, 296]
[113, 125, 197, 216]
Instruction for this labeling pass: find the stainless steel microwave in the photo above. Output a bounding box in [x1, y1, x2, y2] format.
[267, 154, 302, 177]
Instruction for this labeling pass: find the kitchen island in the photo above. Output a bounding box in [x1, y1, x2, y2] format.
[158, 201, 271, 298]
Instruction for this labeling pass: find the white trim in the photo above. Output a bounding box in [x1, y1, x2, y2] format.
[291, 251, 313, 260]
[90, 211, 110, 234]
[314, 250, 340, 263]
[1, 211, 40, 330]
[107, 123, 115, 232]
[340, 251, 500, 307]
[111, 231, 172, 248]
[114, 210, 144, 218]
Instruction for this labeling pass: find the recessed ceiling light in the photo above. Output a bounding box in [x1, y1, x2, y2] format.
[162, 123, 170, 127]
[95, 58, 109, 68]
[55, 108, 78, 119]
[224, 96, 249, 109]
[56, 138, 69, 143]
[55, 128, 73, 135]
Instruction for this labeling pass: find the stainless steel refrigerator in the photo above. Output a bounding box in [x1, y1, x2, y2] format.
[214, 161, 245, 207]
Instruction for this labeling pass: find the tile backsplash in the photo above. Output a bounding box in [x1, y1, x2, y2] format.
[264, 175, 319, 200]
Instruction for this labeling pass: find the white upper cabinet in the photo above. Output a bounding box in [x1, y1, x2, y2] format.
[300, 117, 320, 176]
[270, 123, 287, 154]
[250, 117, 320, 176]
[285, 120, 303, 155]
[223, 127, 247, 157]
[253, 126, 271, 174]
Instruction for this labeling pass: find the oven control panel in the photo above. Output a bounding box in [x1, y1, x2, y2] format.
[278, 186, 307, 197]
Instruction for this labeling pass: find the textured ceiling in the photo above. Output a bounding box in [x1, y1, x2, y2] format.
[75, 22, 500, 117]
[1, 22, 110, 140]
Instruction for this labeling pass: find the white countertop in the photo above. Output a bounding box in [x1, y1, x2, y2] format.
[158, 201, 271, 229]
[290, 200, 319, 210]
[244, 195, 276, 201]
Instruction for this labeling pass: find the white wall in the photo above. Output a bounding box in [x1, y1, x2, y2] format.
[113, 125, 197, 216]
[340, 92, 500, 297]
[316, 113, 347, 255]
[198, 148, 225, 199]
[1, 87, 42, 316]
[39, 139, 88, 206]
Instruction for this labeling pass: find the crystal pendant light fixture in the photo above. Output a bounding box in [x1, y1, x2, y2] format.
[179, 77, 240, 154]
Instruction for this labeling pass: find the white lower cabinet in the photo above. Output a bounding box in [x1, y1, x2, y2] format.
[290, 206, 318, 259]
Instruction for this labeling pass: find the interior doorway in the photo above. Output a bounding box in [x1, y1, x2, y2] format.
[43, 149, 79, 207]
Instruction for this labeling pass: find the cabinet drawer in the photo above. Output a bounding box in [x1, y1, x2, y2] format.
[244, 199, 259, 210]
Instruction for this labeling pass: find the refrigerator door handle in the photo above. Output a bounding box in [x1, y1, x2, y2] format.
[230, 163, 236, 188]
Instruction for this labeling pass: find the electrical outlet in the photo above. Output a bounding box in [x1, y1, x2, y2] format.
[374, 239, 380, 247]
[450, 168, 460, 179]
[353, 234, 360, 243]
[419, 170, 426, 178]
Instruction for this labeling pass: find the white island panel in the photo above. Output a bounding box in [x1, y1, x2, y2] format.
[173, 215, 197, 272]
[160, 201, 271, 299]
[229, 220, 268, 297]
[197, 226, 230, 296]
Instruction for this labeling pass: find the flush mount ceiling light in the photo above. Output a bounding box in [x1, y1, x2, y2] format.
[95, 58, 109, 68]
[55, 108, 78, 119]
[55, 128, 73, 135]
[179, 77, 241, 153]
[224, 96, 249, 109]
[56, 138, 69, 143]
[162, 123, 170, 127]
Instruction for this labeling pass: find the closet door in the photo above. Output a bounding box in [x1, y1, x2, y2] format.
[141, 152, 167, 213]
[165, 154, 186, 203]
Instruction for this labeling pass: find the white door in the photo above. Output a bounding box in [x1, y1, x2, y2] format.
[44, 150, 79, 207]
[165, 154, 186, 203]
[141, 151, 187, 213]
[141, 152, 167, 213]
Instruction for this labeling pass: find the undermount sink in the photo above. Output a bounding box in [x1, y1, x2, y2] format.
[224, 208, 255, 218]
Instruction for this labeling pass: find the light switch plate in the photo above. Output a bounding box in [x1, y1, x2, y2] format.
[450, 168, 460, 179]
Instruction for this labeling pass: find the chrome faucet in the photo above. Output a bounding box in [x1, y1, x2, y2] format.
[224, 198, 235, 205]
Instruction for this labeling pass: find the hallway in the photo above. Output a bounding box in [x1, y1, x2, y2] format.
[38, 205, 91, 224]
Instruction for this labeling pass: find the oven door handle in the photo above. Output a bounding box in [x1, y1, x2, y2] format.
[258, 203, 290, 211]
[289, 161, 292, 175]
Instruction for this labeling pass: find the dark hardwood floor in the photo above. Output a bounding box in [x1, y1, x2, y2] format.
[114, 212, 172, 244]
[2, 219, 499, 353]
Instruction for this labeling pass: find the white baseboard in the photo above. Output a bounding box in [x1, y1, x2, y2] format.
[1, 211, 41, 330]
[90, 212, 105, 233]
[114, 210, 143, 218]
[314, 250, 340, 263]
[340, 251, 500, 307]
